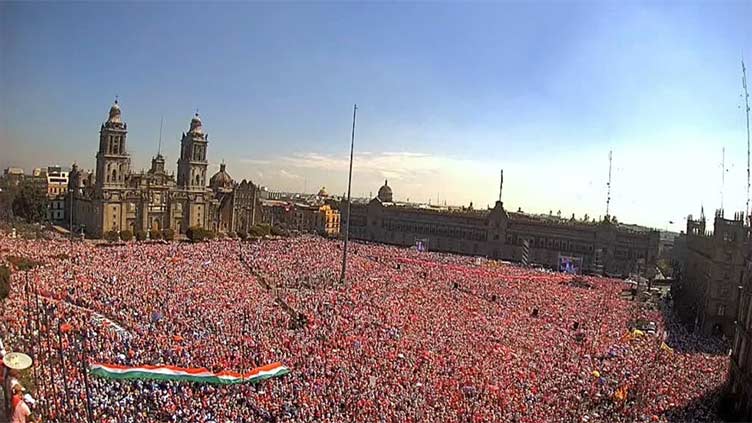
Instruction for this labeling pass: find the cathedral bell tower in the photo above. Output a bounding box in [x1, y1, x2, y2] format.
[95, 99, 131, 190]
[177, 113, 209, 190]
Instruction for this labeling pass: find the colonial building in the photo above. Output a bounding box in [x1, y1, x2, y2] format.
[291, 204, 340, 236]
[69, 100, 261, 237]
[342, 180, 659, 277]
[46, 166, 68, 223]
[727, 221, 752, 420]
[673, 209, 747, 338]
[259, 199, 340, 237]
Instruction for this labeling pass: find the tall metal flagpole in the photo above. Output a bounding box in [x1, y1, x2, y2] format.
[340, 104, 358, 284]
[606, 150, 613, 219]
[721, 147, 726, 211]
[742, 60, 751, 222]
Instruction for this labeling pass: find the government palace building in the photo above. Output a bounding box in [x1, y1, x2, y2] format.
[68, 100, 261, 237]
[343, 180, 660, 277]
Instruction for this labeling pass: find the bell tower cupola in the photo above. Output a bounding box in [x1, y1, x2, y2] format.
[95, 98, 131, 190]
[177, 112, 209, 190]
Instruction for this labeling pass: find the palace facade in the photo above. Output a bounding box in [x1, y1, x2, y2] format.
[673, 209, 747, 338]
[342, 180, 660, 277]
[69, 100, 262, 237]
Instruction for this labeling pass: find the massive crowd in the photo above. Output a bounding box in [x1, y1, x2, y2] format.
[0, 232, 729, 422]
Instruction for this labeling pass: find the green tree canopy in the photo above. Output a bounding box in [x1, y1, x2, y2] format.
[11, 181, 48, 223]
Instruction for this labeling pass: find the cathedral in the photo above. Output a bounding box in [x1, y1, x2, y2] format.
[69, 100, 261, 238]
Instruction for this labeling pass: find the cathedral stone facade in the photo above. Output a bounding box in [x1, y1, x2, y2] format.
[69, 100, 261, 238]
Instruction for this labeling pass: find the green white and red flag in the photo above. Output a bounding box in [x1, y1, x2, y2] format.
[90, 362, 289, 385]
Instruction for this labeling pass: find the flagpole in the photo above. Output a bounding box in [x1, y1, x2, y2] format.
[25, 274, 45, 418]
[35, 278, 60, 419]
[56, 320, 74, 417]
[340, 104, 357, 284]
[81, 325, 94, 423]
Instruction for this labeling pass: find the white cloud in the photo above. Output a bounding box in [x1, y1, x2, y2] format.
[239, 158, 272, 165]
[279, 169, 302, 179]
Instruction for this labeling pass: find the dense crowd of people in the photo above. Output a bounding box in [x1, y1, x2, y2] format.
[0, 232, 729, 422]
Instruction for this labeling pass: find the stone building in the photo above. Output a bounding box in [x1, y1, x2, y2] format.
[342, 180, 659, 277]
[291, 203, 340, 236]
[727, 220, 752, 420]
[258, 200, 340, 236]
[69, 100, 260, 237]
[46, 166, 68, 223]
[2, 168, 25, 188]
[673, 209, 747, 338]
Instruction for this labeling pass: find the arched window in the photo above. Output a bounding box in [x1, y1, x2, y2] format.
[112, 168, 117, 182]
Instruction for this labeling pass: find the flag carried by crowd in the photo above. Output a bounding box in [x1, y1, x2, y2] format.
[90, 362, 290, 385]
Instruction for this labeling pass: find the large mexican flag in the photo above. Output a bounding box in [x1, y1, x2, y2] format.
[90, 362, 289, 385]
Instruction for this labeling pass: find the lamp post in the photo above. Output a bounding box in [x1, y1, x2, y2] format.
[69, 187, 74, 241]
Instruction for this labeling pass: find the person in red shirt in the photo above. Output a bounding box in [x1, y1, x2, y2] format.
[10, 385, 38, 423]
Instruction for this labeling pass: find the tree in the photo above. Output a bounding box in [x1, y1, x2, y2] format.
[7, 256, 42, 271]
[0, 266, 11, 302]
[186, 226, 208, 242]
[135, 231, 147, 241]
[104, 231, 119, 242]
[11, 181, 47, 223]
[657, 258, 673, 277]
[162, 228, 175, 241]
[119, 230, 133, 242]
[271, 225, 289, 237]
[0, 186, 17, 220]
[248, 224, 271, 238]
[149, 229, 162, 240]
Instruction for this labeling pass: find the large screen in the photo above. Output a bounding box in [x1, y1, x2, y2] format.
[559, 255, 583, 274]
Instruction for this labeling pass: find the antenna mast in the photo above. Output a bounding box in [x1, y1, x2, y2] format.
[499, 169, 504, 203]
[743, 60, 751, 222]
[158, 116, 164, 155]
[722, 146, 726, 211]
[606, 150, 612, 218]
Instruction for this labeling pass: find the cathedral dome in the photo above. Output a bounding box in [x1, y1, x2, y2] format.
[108, 100, 122, 123]
[210, 163, 234, 191]
[377, 179, 393, 202]
[189, 113, 203, 134]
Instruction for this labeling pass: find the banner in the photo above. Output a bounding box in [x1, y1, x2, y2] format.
[90, 362, 289, 385]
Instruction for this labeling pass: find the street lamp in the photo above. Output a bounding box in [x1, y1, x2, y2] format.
[69, 188, 74, 242]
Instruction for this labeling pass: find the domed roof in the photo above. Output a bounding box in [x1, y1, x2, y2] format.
[377, 179, 393, 202]
[107, 100, 122, 123]
[210, 163, 234, 191]
[189, 112, 203, 134]
[318, 186, 328, 197]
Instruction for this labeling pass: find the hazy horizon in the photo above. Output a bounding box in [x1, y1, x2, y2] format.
[1, 1, 751, 231]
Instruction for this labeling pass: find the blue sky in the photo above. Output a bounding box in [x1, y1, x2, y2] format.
[1, 1, 750, 230]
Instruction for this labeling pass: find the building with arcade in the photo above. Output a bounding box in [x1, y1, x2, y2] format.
[342, 179, 659, 277]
